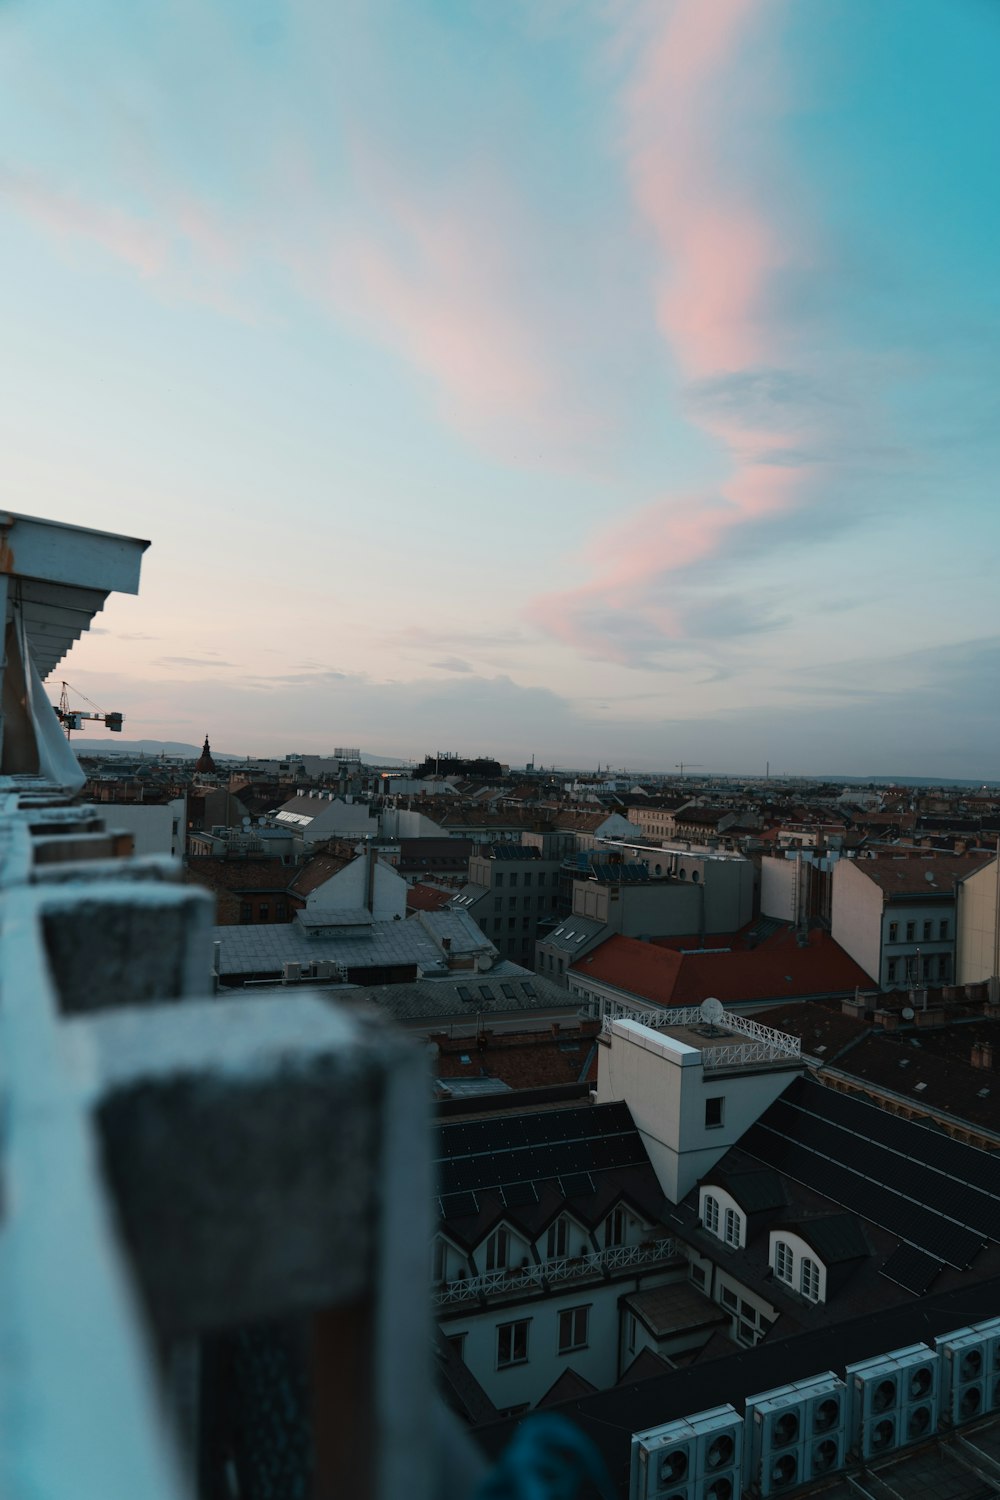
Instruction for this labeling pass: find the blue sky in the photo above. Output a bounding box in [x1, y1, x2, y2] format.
[2, 0, 998, 774]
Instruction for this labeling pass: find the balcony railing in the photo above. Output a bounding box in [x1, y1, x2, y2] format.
[432, 1237, 678, 1307]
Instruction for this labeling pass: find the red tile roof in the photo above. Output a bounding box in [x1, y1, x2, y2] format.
[406, 883, 455, 913]
[571, 928, 874, 1007]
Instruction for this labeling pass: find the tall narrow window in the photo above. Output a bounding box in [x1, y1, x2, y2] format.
[703, 1195, 720, 1235]
[705, 1096, 725, 1129]
[485, 1228, 508, 1272]
[558, 1306, 589, 1354]
[546, 1217, 568, 1260]
[774, 1240, 794, 1283]
[724, 1207, 741, 1248]
[605, 1206, 626, 1248]
[497, 1320, 529, 1368]
[800, 1257, 821, 1302]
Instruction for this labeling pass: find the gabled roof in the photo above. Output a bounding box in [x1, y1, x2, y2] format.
[286, 853, 353, 898]
[701, 1167, 788, 1215]
[851, 853, 989, 895]
[776, 1213, 870, 1266]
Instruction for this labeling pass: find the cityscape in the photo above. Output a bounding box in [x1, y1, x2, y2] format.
[2, 3, 999, 1500]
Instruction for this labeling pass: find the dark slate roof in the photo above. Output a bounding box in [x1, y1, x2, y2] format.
[435, 1102, 670, 1250]
[742, 1075, 1000, 1269]
[777, 1212, 870, 1267]
[536, 1368, 598, 1408]
[702, 1167, 788, 1215]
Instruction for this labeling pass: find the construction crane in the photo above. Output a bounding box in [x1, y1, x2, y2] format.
[54, 681, 124, 739]
[675, 762, 704, 777]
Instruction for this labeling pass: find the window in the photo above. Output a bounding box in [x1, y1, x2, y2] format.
[690, 1262, 706, 1287]
[888, 921, 899, 942]
[721, 1285, 737, 1310]
[524, 873, 532, 887]
[938, 954, 950, 980]
[738, 1320, 755, 1346]
[497, 1320, 529, 1368]
[703, 1195, 720, 1235]
[546, 1217, 569, 1260]
[257, 903, 269, 920]
[800, 1257, 820, 1302]
[774, 1240, 794, 1283]
[494, 897, 502, 912]
[538, 872, 546, 887]
[724, 1208, 741, 1248]
[558, 1306, 589, 1354]
[276, 902, 286, 920]
[705, 1096, 725, 1129]
[605, 1207, 626, 1248]
[240, 902, 252, 924]
[507, 916, 516, 930]
[887, 959, 897, 983]
[906, 921, 915, 941]
[923, 920, 932, 942]
[509, 874, 518, 888]
[485, 1228, 509, 1272]
[495, 874, 504, 888]
[939, 920, 949, 940]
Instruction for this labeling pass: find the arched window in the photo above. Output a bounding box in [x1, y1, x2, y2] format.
[774, 1240, 794, 1283]
[724, 1207, 741, 1247]
[703, 1194, 720, 1235]
[800, 1257, 821, 1301]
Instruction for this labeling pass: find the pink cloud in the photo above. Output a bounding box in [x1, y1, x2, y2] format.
[0, 166, 166, 276]
[529, 0, 810, 662]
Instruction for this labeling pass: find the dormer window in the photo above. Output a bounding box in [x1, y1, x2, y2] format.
[546, 1217, 569, 1260]
[774, 1239, 794, 1284]
[800, 1256, 820, 1302]
[605, 1206, 627, 1248]
[703, 1194, 720, 1235]
[485, 1227, 509, 1271]
[724, 1207, 742, 1248]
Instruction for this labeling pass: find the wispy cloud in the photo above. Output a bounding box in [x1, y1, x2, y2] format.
[529, 0, 826, 664]
[429, 656, 474, 673]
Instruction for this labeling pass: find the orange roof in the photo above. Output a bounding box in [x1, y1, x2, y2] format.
[571, 928, 873, 1006]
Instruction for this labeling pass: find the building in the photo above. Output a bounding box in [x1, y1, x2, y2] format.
[448, 843, 563, 966]
[956, 854, 1000, 994]
[831, 854, 985, 990]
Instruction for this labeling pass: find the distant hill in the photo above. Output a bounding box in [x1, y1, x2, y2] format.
[71, 739, 237, 760]
[70, 739, 413, 766]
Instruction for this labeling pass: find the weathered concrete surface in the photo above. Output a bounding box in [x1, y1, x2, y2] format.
[76, 998, 411, 1336]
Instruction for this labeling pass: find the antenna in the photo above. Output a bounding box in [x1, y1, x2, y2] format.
[699, 996, 725, 1031]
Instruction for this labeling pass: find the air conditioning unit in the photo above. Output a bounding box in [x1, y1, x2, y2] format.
[847, 1344, 938, 1460]
[745, 1373, 847, 1496]
[631, 1406, 742, 1500]
[282, 961, 302, 983]
[936, 1315, 1000, 1427]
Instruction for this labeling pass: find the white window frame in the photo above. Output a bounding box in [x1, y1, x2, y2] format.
[605, 1206, 627, 1248]
[558, 1305, 589, 1355]
[485, 1226, 509, 1272]
[703, 1194, 720, 1235]
[800, 1257, 821, 1302]
[496, 1319, 530, 1369]
[546, 1217, 569, 1260]
[724, 1207, 741, 1248]
[774, 1239, 794, 1284]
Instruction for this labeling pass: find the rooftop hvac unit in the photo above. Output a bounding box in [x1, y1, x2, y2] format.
[846, 1344, 938, 1460]
[631, 1406, 742, 1500]
[745, 1373, 847, 1497]
[282, 961, 305, 983]
[936, 1315, 1000, 1428]
[313, 959, 338, 980]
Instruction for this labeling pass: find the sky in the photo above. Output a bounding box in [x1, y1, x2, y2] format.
[2, 0, 999, 776]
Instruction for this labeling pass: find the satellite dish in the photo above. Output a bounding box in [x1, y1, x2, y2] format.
[902, 1007, 915, 1021]
[700, 997, 725, 1027]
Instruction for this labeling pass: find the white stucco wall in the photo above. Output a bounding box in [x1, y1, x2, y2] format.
[768, 1229, 828, 1303]
[760, 856, 797, 923]
[595, 1019, 799, 1203]
[830, 860, 882, 984]
[103, 798, 186, 858]
[306, 854, 407, 920]
[957, 859, 1000, 985]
